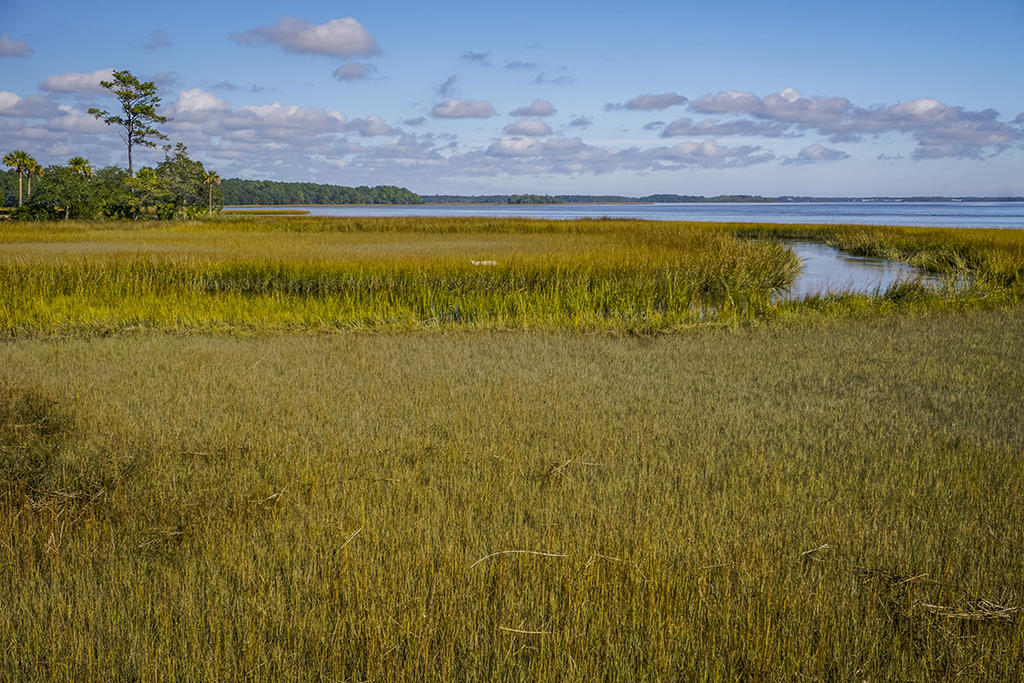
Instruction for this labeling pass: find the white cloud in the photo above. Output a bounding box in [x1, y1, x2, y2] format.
[568, 116, 592, 127]
[473, 135, 771, 175]
[691, 87, 849, 125]
[345, 114, 398, 137]
[504, 119, 553, 136]
[688, 88, 1021, 159]
[486, 136, 543, 157]
[175, 88, 230, 115]
[0, 91, 61, 118]
[510, 99, 556, 117]
[231, 15, 380, 58]
[232, 102, 348, 133]
[782, 143, 850, 165]
[47, 105, 108, 133]
[333, 62, 377, 81]
[0, 35, 33, 58]
[661, 117, 789, 138]
[40, 68, 116, 94]
[430, 98, 496, 119]
[650, 139, 774, 167]
[605, 93, 687, 111]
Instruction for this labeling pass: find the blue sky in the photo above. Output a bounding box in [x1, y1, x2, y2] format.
[2, 0, 1022, 195]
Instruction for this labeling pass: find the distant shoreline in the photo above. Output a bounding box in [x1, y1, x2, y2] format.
[225, 198, 1024, 209]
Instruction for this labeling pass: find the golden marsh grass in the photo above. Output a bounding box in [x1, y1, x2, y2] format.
[1, 311, 1022, 679]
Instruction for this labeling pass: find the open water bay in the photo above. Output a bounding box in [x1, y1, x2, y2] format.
[230, 201, 1024, 229]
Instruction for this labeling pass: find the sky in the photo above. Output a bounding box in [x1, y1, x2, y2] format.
[2, 0, 1023, 196]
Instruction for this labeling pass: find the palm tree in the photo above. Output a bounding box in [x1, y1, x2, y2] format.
[68, 156, 94, 179]
[2, 150, 36, 206]
[203, 170, 221, 214]
[27, 160, 43, 198]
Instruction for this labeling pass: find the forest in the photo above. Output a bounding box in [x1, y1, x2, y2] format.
[219, 178, 423, 206]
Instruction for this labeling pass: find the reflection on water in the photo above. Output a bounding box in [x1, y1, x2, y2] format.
[781, 240, 941, 299]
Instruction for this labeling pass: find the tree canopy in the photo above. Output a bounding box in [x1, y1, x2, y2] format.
[88, 70, 168, 177]
[2, 150, 37, 206]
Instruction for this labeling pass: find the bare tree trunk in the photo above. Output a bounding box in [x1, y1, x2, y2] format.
[18, 172, 23, 207]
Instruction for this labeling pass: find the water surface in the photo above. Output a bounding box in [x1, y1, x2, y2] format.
[781, 241, 941, 299]
[229, 201, 1024, 229]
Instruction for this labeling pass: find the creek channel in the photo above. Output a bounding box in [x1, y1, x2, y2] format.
[778, 240, 943, 299]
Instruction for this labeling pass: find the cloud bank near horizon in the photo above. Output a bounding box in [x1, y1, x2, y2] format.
[2, 60, 1021, 190]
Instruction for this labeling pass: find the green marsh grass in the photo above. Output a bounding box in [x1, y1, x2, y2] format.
[0, 218, 802, 332]
[3, 216, 1023, 333]
[1, 310, 1022, 679]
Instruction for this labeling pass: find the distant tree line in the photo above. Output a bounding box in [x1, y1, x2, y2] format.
[421, 194, 563, 204]
[220, 179, 424, 206]
[420, 194, 779, 204]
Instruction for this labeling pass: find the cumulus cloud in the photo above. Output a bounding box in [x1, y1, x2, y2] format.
[461, 51, 491, 66]
[832, 98, 1019, 159]
[1015, 112, 1024, 124]
[503, 119, 553, 136]
[690, 87, 849, 125]
[145, 29, 171, 49]
[0, 91, 61, 118]
[644, 121, 665, 130]
[661, 117, 789, 137]
[605, 93, 687, 111]
[247, 102, 342, 128]
[650, 140, 775, 168]
[403, 117, 426, 126]
[687, 87, 1021, 159]
[345, 114, 399, 137]
[231, 15, 380, 57]
[430, 98, 496, 119]
[782, 143, 850, 165]
[40, 68, 116, 94]
[505, 61, 537, 70]
[465, 135, 772, 177]
[568, 116, 593, 127]
[333, 62, 377, 81]
[510, 98, 556, 117]
[174, 88, 230, 116]
[0, 35, 33, 57]
[47, 105, 108, 133]
[486, 136, 544, 157]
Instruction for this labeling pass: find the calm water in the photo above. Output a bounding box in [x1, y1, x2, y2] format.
[781, 241, 942, 299]
[233, 201, 1024, 229]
